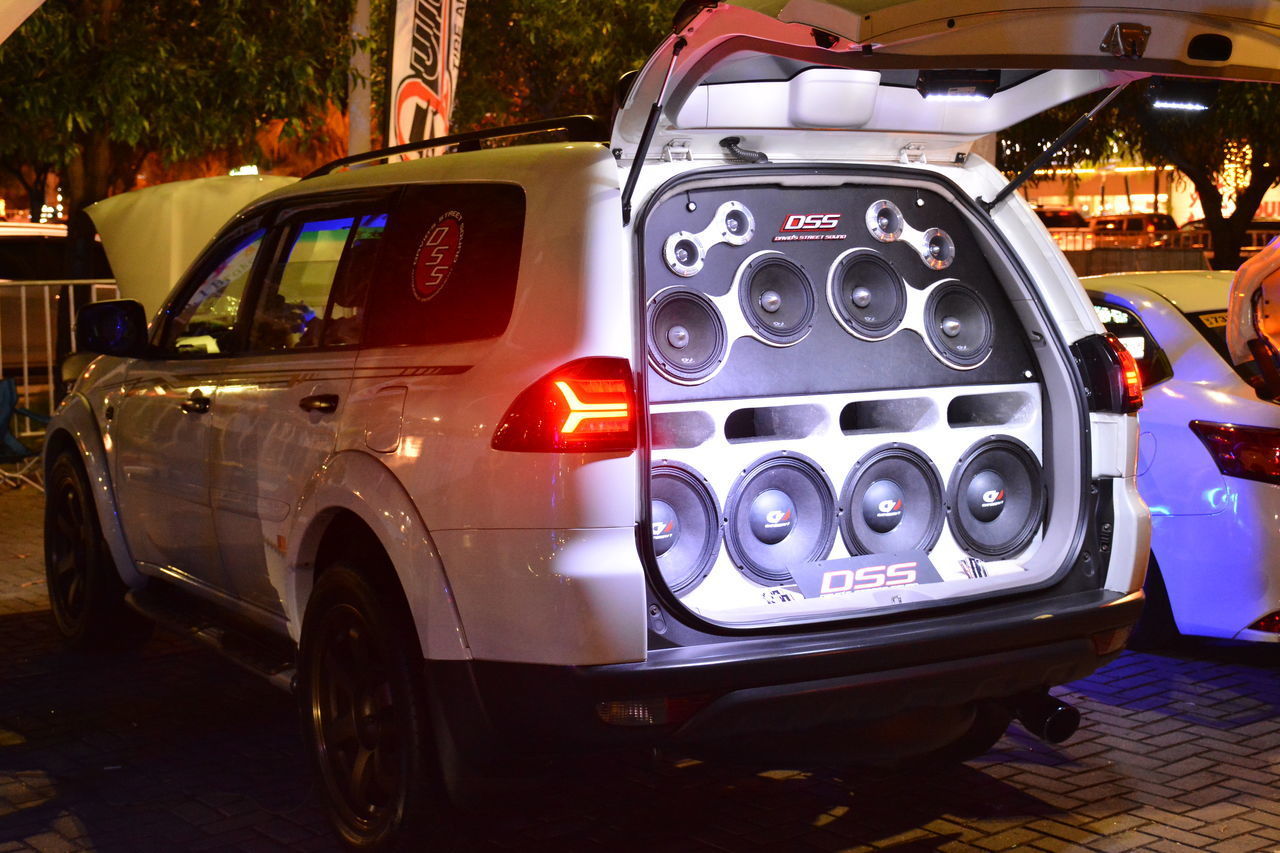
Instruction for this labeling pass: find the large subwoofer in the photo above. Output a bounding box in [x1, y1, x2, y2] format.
[647, 288, 727, 383]
[724, 452, 837, 585]
[947, 437, 1045, 559]
[924, 281, 993, 368]
[650, 462, 721, 595]
[829, 250, 907, 340]
[738, 255, 815, 345]
[840, 444, 945, 555]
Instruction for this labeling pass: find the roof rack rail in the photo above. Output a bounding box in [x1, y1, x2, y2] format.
[305, 115, 610, 179]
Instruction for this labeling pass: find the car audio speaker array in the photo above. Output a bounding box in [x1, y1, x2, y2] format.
[723, 452, 838, 585]
[663, 200, 756, 277]
[840, 444, 945, 556]
[947, 437, 1045, 559]
[650, 462, 722, 595]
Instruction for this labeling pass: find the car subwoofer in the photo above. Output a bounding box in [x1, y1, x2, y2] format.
[829, 251, 907, 340]
[650, 462, 720, 595]
[738, 255, 815, 345]
[840, 444, 945, 555]
[947, 437, 1044, 560]
[724, 452, 837, 585]
[647, 288, 727, 383]
[925, 281, 993, 368]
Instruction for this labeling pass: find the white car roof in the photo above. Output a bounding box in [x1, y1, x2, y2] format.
[1085, 270, 1234, 315]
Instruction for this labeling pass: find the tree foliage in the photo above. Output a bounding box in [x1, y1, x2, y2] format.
[0, 0, 355, 220]
[451, 0, 673, 130]
[1000, 81, 1280, 269]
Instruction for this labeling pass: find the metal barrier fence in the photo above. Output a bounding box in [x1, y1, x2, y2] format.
[0, 279, 118, 438]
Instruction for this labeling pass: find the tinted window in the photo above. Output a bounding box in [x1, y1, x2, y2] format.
[1092, 300, 1173, 387]
[1035, 209, 1087, 228]
[162, 225, 266, 355]
[363, 184, 525, 346]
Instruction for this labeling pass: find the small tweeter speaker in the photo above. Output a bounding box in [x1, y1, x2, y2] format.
[921, 228, 956, 270]
[925, 281, 993, 368]
[947, 437, 1045, 560]
[720, 201, 755, 246]
[840, 444, 945, 556]
[647, 288, 727, 383]
[724, 452, 837, 585]
[738, 255, 815, 345]
[866, 200, 904, 242]
[663, 231, 706, 277]
[829, 250, 907, 340]
[650, 462, 721, 595]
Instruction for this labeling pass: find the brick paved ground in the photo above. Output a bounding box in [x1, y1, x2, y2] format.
[1, 486, 1277, 852]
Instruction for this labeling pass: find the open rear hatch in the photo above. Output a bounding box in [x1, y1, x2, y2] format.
[620, 0, 1280, 629]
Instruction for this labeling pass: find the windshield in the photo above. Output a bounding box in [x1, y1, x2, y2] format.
[1185, 308, 1264, 389]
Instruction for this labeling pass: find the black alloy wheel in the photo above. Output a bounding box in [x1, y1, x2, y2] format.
[299, 563, 448, 851]
[44, 451, 150, 649]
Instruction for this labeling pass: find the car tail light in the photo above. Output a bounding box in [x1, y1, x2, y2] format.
[1247, 611, 1280, 633]
[595, 694, 710, 727]
[491, 357, 637, 453]
[1189, 420, 1280, 486]
[1071, 333, 1143, 414]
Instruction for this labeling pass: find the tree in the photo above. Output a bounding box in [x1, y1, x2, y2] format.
[999, 81, 1280, 269]
[0, 0, 355, 268]
[451, 0, 672, 130]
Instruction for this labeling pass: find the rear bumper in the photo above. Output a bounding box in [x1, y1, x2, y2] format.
[429, 587, 1143, 762]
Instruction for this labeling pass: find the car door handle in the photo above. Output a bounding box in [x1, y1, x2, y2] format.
[180, 391, 211, 414]
[299, 394, 339, 414]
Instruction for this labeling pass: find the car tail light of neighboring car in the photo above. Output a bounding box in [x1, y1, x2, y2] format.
[1071, 333, 1143, 414]
[1247, 611, 1280, 633]
[1189, 420, 1280, 486]
[491, 357, 637, 453]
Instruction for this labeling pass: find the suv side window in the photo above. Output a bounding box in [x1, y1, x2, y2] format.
[248, 211, 388, 351]
[1091, 298, 1174, 387]
[363, 183, 526, 347]
[161, 224, 267, 356]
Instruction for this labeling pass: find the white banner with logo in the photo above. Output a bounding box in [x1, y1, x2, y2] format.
[388, 0, 466, 151]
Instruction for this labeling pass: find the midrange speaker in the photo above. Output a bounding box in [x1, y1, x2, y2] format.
[947, 437, 1045, 560]
[650, 462, 720, 595]
[829, 251, 907, 339]
[840, 444, 945, 556]
[925, 282, 993, 368]
[647, 288, 727, 383]
[724, 452, 837, 585]
[738, 255, 815, 345]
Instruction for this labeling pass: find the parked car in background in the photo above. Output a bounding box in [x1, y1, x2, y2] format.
[1087, 270, 1280, 646]
[1090, 213, 1179, 248]
[1032, 205, 1093, 251]
[1174, 218, 1280, 254]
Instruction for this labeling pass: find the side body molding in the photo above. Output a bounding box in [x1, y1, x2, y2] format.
[289, 449, 470, 660]
[45, 393, 147, 588]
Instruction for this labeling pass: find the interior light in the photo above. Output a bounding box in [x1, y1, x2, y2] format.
[1146, 77, 1217, 112]
[915, 70, 999, 101]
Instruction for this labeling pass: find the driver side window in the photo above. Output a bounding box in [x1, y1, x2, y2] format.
[162, 226, 267, 355]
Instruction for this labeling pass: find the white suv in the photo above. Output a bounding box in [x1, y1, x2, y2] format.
[46, 2, 1271, 849]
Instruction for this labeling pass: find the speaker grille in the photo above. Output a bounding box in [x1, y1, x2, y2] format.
[829, 251, 907, 339]
[724, 453, 837, 585]
[650, 462, 721, 595]
[840, 444, 945, 556]
[647, 288, 727, 383]
[738, 255, 815, 345]
[925, 282, 993, 368]
[947, 437, 1044, 560]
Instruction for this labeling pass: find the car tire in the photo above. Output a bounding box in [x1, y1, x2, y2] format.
[44, 451, 152, 650]
[298, 560, 453, 852]
[1128, 555, 1179, 651]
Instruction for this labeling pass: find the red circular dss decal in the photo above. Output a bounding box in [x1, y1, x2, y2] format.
[412, 211, 464, 302]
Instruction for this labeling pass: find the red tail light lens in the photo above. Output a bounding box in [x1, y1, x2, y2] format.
[1070, 333, 1143, 414]
[1189, 420, 1280, 486]
[491, 357, 637, 453]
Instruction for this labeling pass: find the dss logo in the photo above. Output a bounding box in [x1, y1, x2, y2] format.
[781, 213, 841, 231]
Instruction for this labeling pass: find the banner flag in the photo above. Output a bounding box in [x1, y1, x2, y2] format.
[387, 0, 467, 152]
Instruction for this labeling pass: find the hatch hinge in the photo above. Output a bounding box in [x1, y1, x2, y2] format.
[1100, 23, 1151, 59]
[661, 138, 693, 162]
[898, 143, 928, 165]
